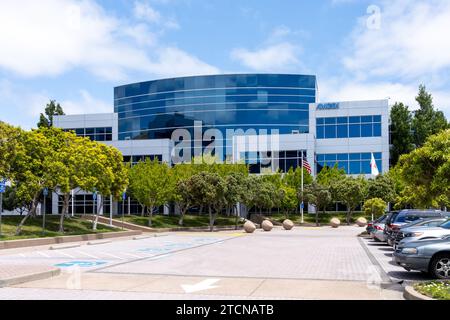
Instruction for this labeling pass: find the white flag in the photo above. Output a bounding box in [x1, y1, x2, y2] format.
[370, 153, 379, 176]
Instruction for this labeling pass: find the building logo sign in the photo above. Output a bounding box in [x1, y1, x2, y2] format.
[317, 103, 339, 110]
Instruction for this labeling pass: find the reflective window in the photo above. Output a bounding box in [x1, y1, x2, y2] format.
[64, 127, 113, 142]
[114, 74, 317, 159]
[316, 115, 382, 139]
[316, 152, 382, 175]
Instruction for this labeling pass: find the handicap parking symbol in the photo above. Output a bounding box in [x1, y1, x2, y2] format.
[55, 260, 107, 268]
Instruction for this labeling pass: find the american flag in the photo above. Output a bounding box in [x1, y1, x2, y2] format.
[302, 158, 312, 174]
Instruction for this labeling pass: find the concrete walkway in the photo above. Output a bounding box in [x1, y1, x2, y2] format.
[0, 264, 60, 287]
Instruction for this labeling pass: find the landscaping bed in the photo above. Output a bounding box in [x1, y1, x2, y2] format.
[414, 281, 450, 300]
[0, 216, 120, 241]
[121, 214, 243, 229]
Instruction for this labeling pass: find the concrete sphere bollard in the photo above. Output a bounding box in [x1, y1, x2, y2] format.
[282, 219, 294, 230]
[243, 220, 256, 233]
[261, 220, 274, 232]
[356, 217, 368, 227]
[330, 218, 341, 228]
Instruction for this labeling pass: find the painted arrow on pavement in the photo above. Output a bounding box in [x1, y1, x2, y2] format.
[181, 279, 221, 293]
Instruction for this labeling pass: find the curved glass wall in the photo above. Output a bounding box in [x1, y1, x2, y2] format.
[114, 74, 317, 141]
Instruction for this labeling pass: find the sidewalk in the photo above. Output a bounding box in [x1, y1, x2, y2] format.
[0, 264, 60, 287]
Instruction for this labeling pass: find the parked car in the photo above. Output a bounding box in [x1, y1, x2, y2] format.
[366, 214, 387, 234]
[393, 235, 450, 279]
[397, 219, 450, 247]
[392, 218, 448, 249]
[371, 215, 389, 242]
[384, 210, 445, 246]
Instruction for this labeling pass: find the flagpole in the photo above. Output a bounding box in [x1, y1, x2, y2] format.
[301, 154, 304, 224]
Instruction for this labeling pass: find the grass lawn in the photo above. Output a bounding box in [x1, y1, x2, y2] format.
[266, 212, 372, 225]
[122, 214, 242, 229]
[0, 216, 120, 241]
[414, 281, 450, 300]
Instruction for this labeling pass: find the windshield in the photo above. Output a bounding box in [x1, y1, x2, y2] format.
[440, 220, 450, 229]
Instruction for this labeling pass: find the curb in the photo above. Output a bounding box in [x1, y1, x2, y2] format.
[404, 286, 434, 300]
[0, 267, 61, 288]
[0, 230, 142, 250]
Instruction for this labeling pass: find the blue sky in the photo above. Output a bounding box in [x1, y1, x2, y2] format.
[1, 0, 450, 129]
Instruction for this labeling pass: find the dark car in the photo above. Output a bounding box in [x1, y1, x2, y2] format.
[393, 235, 450, 279]
[384, 209, 445, 246]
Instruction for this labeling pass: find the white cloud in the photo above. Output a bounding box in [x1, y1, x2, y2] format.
[0, 0, 216, 81]
[134, 1, 161, 23]
[231, 42, 300, 72]
[343, 0, 450, 80]
[62, 90, 111, 115]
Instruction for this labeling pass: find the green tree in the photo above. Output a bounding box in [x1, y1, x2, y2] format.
[366, 174, 396, 203]
[253, 178, 275, 215]
[37, 100, 65, 128]
[224, 172, 246, 229]
[390, 102, 414, 166]
[316, 163, 346, 201]
[396, 129, 450, 209]
[186, 172, 227, 231]
[301, 182, 332, 226]
[332, 176, 367, 225]
[412, 85, 448, 148]
[12, 129, 63, 235]
[281, 185, 298, 218]
[128, 159, 170, 227]
[363, 198, 387, 220]
[241, 175, 259, 218]
[0, 122, 25, 181]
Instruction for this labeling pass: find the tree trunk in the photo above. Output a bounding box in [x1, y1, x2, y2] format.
[234, 206, 240, 230]
[199, 205, 203, 215]
[141, 204, 145, 216]
[208, 206, 214, 232]
[148, 206, 154, 227]
[15, 194, 39, 235]
[178, 208, 186, 226]
[93, 197, 103, 231]
[59, 193, 70, 233]
[346, 208, 351, 225]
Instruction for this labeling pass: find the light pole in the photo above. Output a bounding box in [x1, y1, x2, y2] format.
[42, 188, 48, 235]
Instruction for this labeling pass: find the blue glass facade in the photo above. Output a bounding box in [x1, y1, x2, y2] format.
[316, 152, 382, 175]
[114, 74, 317, 142]
[316, 115, 381, 139]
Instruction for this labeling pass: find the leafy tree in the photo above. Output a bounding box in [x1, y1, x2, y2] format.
[316, 163, 346, 201]
[412, 85, 448, 148]
[396, 129, 450, 209]
[253, 179, 275, 215]
[172, 163, 196, 226]
[0, 122, 24, 181]
[12, 129, 63, 235]
[224, 172, 246, 229]
[1, 185, 31, 215]
[37, 100, 65, 128]
[301, 182, 332, 226]
[281, 185, 298, 218]
[186, 172, 227, 231]
[241, 175, 259, 217]
[390, 102, 414, 166]
[366, 174, 396, 203]
[363, 198, 387, 220]
[331, 176, 367, 225]
[128, 159, 169, 227]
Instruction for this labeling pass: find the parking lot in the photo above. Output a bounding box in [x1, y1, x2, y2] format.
[0, 226, 420, 300]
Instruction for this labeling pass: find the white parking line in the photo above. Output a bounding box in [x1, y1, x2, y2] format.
[149, 254, 172, 260]
[122, 253, 143, 259]
[75, 251, 100, 259]
[36, 251, 50, 258]
[103, 253, 125, 260]
[58, 252, 75, 259]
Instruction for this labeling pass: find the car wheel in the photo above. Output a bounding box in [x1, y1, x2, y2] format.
[430, 254, 450, 279]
